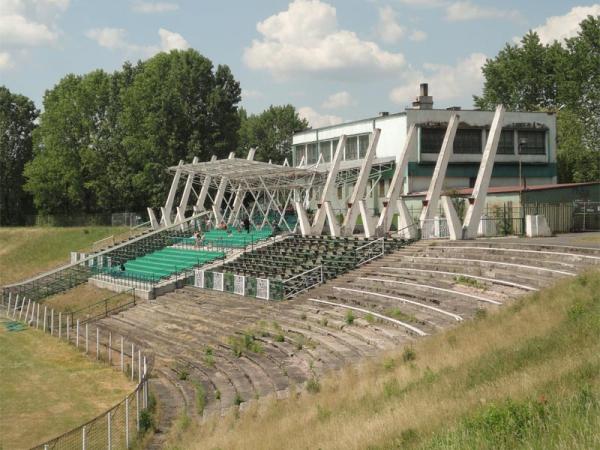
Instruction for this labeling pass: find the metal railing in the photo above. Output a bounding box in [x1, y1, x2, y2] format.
[354, 237, 386, 266]
[282, 265, 324, 299]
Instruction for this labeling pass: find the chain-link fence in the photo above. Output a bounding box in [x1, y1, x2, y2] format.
[1, 293, 153, 450]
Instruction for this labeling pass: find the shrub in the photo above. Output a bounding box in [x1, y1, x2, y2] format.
[194, 382, 206, 415]
[345, 311, 355, 325]
[275, 333, 285, 342]
[234, 393, 244, 406]
[178, 369, 189, 381]
[383, 358, 395, 370]
[306, 378, 321, 394]
[475, 308, 488, 320]
[402, 347, 416, 363]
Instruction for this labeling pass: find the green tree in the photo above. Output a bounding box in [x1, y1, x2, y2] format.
[474, 16, 600, 183]
[0, 86, 38, 225]
[238, 105, 308, 163]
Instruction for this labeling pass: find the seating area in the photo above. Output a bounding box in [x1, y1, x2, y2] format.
[220, 235, 410, 282]
[174, 227, 274, 249]
[105, 247, 225, 281]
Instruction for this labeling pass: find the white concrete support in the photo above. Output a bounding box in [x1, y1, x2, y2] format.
[147, 207, 160, 229]
[312, 136, 346, 235]
[419, 113, 460, 225]
[212, 152, 235, 225]
[294, 201, 311, 236]
[195, 154, 218, 211]
[462, 105, 505, 239]
[359, 200, 374, 238]
[161, 160, 183, 226]
[324, 201, 340, 237]
[342, 129, 381, 236]
[229, 148, 256, 225]
[441, 196, 462, 240]
[175, 156, 199, 223]
[377, 124, 417, 235]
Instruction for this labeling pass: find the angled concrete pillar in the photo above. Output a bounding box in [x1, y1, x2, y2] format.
[311, 136, 346, 235]
[228, 148, 256, 224]
[160, 207, 172, 227]
[462, 105, 505, 239]
[441, 196, 461, 240]
[359, 200, 374, 238]
[294, 201, 311, 236]
[147, 207, 160, 229]
[211, 152, 235, 224]
[161, 160, 183, 225]
[324, 201, 340, 237]
[341, 128, 381, 236]
[419, 114, 459, 225]
[396, 199, 417, 239]
[175, 156, 199, 223]
[376, 124, 417, 235]
[195, 155, 218, 211]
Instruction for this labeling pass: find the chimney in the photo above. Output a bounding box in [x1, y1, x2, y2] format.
[412, 82, 433, 110]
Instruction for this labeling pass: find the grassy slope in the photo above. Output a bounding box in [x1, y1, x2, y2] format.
[43, 283, 135, 317]
[0, 318, 134, 449]
[0, 226, 126, 286]
[167, 271, 600, 450]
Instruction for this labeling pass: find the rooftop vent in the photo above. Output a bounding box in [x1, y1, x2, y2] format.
[379, 111, 389, 116]
[412, 83, 433, 110]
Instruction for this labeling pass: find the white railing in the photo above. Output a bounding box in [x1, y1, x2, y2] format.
[283, 265, 324, 299]
[421, 217, 449, 239]
[355, 237, 386, 266]
[92, 235, 116, 253]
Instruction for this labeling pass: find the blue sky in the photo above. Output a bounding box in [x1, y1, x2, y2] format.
[1, 0, 599, 127]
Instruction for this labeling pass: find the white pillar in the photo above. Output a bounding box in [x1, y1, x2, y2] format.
[342, 128, 381, 235]
[147, 207, 160, 230]
[212, 152, 235, 225]
[161, 160, 184, 226]
[419, 113, 460, 226]
[462, 105, 505, 239]
[312, 136, 346, 235]
[195, 155, 218, 211]
[441, 196, 462, 240]
[229, 148, 256, 225]
[359, 200, 374, 238]
[175, 156, 199, 223]
[294, 201, 311, 236]
[324, 201, 340, 237]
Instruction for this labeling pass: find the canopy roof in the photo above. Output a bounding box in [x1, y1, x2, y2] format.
[169, 158, 328, 191]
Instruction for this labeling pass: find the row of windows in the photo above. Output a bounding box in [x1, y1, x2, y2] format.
[294, 134, 370, 165]
[336, 179, 387, 200]
[421, 128, 546, 155]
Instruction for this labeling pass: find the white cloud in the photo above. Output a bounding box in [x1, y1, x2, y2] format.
[321, 91, 354, 109]
[409, 29, 427, 42]
[446, 1, 523, 23]
[377, 5, 405, 43]
[131, 1, 179, 13]
[0, 0, 69, 47]
[244, 0, 405, 78]
[298, 106, 343, 128]
[158, 28, 189, 51]
[87, 27, 188, 56]
[0, 51, 14, 70]
[530, 5, 600, 44]
[398, 0, 446, 6]
[390, 52, 487, 106]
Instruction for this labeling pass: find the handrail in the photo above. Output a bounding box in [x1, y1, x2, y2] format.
[283, 264, 323, 283]
[355, 236, 385, 252]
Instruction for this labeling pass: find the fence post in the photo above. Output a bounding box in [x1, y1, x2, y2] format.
[36, 303, 40, 328]
[107, 410, 111, 449]
[96, 327, 100, 360]
[18, 298, 24, 320]
[143, 356, 148, 408]
[85, 323, 89, 354]
[131, 343, 135, 380]
[66, 315, 70, 342]
[6, 297, 10, 318]
[108, 332, 112, 365]
[125, 398, 130, 448]
[136, 389, 140, 432]
[29, 301, 35, 326]
[43, 306, 47, 332]
[25, 299, 31, 323]
[76, 320, 80, 348]
[58, 312, 62, 339]
[138, 350, 142, 383]
[121, 337, 124, 371]
[82, 425, 86, 450]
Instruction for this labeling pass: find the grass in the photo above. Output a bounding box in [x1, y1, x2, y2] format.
[0, 226, 126, 286]
[166, 270, 600, 450]
[454, 275, 486, 290]
[0, 316, 134, 449]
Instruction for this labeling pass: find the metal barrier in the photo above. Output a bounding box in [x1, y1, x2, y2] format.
[421, 217, 449, 239]
[282, 265, 324, 299]
[354, 237, 385, 266]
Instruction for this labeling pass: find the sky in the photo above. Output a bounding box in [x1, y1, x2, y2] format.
[1, 0, 599, 128]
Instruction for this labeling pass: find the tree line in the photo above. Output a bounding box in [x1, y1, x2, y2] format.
[0, 49, 307, 225]
[1, 17, 599, 225]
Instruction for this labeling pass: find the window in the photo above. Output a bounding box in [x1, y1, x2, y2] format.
[485, 128, 514, 154]
[518, 130, 546, 155]
[359, 134, 370, 158]
[420, 128, 445, 153]
[319, 141, 331, 162]
[454, 129, 482, 154]
[294, 144, 306, 166]
[345, 136, 358, 160]
[307, 143, 318, 164]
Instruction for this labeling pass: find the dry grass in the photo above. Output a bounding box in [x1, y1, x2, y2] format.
[0, 226, 126, 286]
[166, 270, 600, 450]
[0, 316, 134, 449]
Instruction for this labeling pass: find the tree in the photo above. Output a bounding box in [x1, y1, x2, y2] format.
[0, 86, 38, 225]
[238, 105, 308, 164]
[474, 16, 600, 183]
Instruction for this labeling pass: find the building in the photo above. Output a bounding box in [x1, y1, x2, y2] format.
[292, 84, 557, 213]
